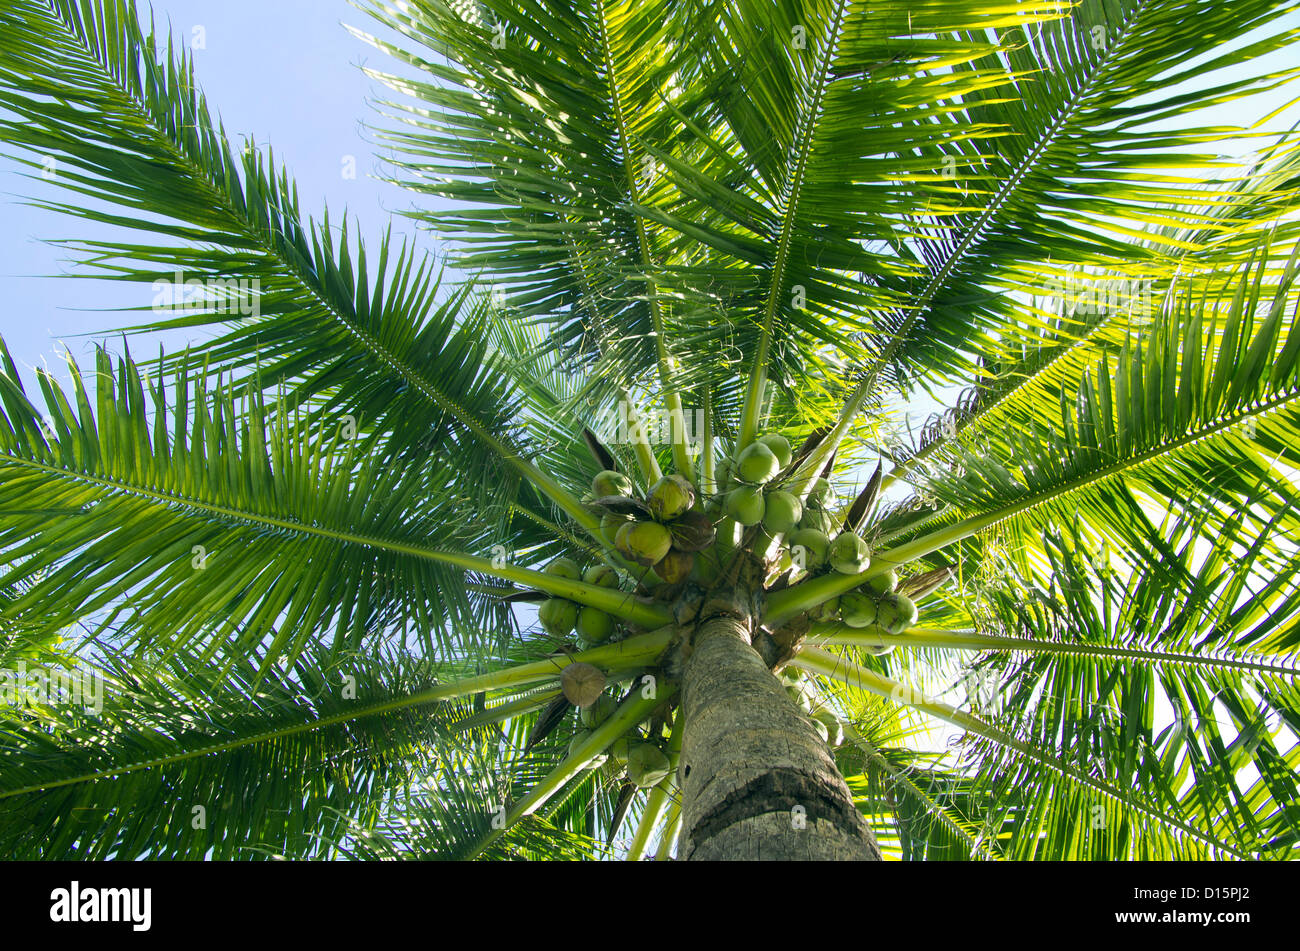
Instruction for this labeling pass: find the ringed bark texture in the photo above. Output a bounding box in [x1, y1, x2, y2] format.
[677, 613, 881, 860]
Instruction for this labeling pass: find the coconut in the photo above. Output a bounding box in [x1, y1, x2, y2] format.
[654, 549, 695, 585]
[839, 591, 879, 628]
[809, 594, 840, 622]
[580, 694, 618, 728]
[735, 442, 781, 484]
[544, 557, 582, 581]
[600, 512, 630, 545]
[724, 485, 765, 526]
[863, 643, 895, 657]
[808, 715, 830, 744]
[756, 433, 792, 469]
[875, 592, 918, 634]
[583, 563, 619, 588]
[615, 520, 673, 565]
[647, 474, 695, 521]
[874, 568, 899, 593]
[829, 532, 871, 575]
[813, 709, 843, 747]
[538, 598, 579, 636]
[780, 665, 802, 685]
[607, 736, 633, 768]
[560, 662, 606, 708]
[626, 742, 672, 788]
[762, 490, 803, 534]
[668, 510, 716, 551]
[576, 606, 615, 644]
[808, 477, 833, 506]
[798, 505, 838, 535]
[567, 730, 608, 767]
[592, 470, 634, 498]
[787, 528, 830, 568]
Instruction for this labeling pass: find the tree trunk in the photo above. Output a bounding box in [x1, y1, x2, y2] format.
[676, 611, 881, 860]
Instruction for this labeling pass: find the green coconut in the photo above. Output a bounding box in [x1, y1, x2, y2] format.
[580, 694, 618, 728]
[874, 568, 899, 593]
[592, 469, 634, 498]
[607, 736, 633, 769]
[568, 730, 608, 767]
[829, 532, 871, 575]
[654, 548, 695, 585]
[780, 665, 802, 685]
[626, 742, 672, 788]
[762, 490, 803, 534]
[839, 591, 879, 628]
[813, 709, 843, 747]
[544, 557, 582, 581]
[735, 442, 782, 484]
[724, 485, 765, 526]
[787, 528, 830, 568]
[538, 598, 579, 636]
[809, 594, 841, 622]
[583, 563, 619, 588]
[798, 505, 838, 535]
[863, 643, 896, 657]
[600, 512, 630, 545]
[808, 477, 833, 506]
[875, 592, 918, 634]
[755, 433, 792, 469]
[647, 474, 695, 521]
[615, 520, 673, 565]
[576, 606, 615, 644]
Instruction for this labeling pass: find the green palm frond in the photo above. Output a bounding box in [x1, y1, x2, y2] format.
[866, 0, 1300, 391]
[0, 339, 512, 670]
[0, 643, 493, 859]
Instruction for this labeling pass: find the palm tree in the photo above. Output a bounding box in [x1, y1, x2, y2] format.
[0, 0, 1298, 861]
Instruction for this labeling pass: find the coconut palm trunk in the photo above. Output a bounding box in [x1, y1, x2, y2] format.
[678, 612, 879, 860]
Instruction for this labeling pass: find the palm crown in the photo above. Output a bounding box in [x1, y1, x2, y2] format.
[1, 0, 1299, 860]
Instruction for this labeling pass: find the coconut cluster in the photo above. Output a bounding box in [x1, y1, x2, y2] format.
[533, 435, 939, 779]
[568, 689, 672, 788]
[538, 557, 622, 648]
[591, 469, 716, 586]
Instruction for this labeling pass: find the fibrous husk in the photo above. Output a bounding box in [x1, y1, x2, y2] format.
[560, 662, 607, 707]
[654, 548, 695, 585]
[668, 509, 716, 551]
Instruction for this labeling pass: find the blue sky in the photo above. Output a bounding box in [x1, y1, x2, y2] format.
[0, 0, 428, 394]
